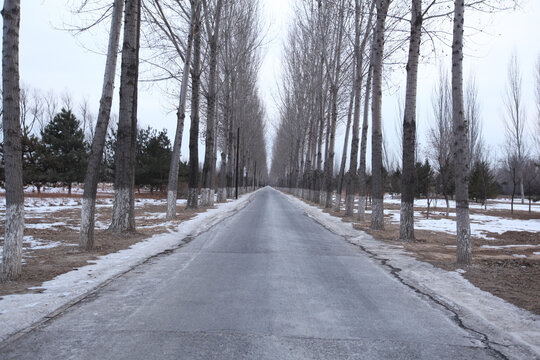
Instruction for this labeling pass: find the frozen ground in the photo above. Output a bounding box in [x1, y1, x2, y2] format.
[335, 194, 540, 254]
[0, 190, 256, 343]
[0, 196, 188, 262]
[288, 193, 540, 359]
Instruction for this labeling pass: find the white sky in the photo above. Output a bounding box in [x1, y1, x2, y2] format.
[6, 0, 540, 168]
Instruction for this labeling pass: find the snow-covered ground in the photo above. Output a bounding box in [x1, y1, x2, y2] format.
[384, 195, 540, 213]
[0, 190, 257, 343]
[334, 193, 540, 252]
[0, 196, 190, 262]
[287, 193, 540, 359]
[384, 209, 540, 240]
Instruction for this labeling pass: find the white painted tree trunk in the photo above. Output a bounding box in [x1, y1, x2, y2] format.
[451, 0, 471, 265]
[80, 0, 123, 249]
[110, 0, 140, 232]
[201, 0, 223, 208]
[2, 0, 25, 281]
[358, 64, 372, 222]
[399, 0, 422, 242]
[370, 0, 390, 230]
[166, 0, 197, 219]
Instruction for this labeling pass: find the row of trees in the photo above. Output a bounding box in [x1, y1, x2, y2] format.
[2, 0, 268, 280]
[0, 104, 181, 194]
[270, 0, 532, 265]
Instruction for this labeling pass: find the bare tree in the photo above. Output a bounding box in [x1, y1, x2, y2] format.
[1, 0, 24, 281]
[451, 0, 471, 265]
[109, 0, 141, 232]
[370, 0, 391, 230]
[465, 74, 484, 167]
[345, 0, 374, 217]
[536, 56, 540, 158]
[200, 0, 224, 207]
[429, 70, 453, 217]
[79, 0, 124, 249]
[165, 0, 198, 219]
[399, 0, 422, 242]
[187, 0, 203, 209]
[503, 53, 527, 206]
[357, 63, 372, 221]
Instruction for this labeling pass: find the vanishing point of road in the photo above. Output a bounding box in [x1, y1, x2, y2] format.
[0, 187, 502, 359]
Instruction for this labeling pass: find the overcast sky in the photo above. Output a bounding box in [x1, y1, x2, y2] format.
[8, 0, 540, 167]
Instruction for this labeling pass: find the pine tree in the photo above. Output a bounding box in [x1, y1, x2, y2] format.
[41, 108, 88, 194]
[135, 127, 171, 192]
[469, 160, 498, 206]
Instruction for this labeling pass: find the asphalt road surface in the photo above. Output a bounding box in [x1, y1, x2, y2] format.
[0, 187, 501, 359]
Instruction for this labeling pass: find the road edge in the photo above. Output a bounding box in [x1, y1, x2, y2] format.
[279, 190, 540, 360]
[0, 189, 259, 347]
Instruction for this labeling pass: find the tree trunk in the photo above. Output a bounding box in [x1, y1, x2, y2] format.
[335, 87, 354, 213]
[451, 0, 471, 265]
[186, 3, 203, 210]
[324, 88, 338, 209]
[217, 151, 227, 202]
[109, 0, 140, 233]
[370, 0, 390, 230]
[346, 0, 374, 217]
[1, 0, 24, 281]
[399, 0, 422, 242]
[79, 0, 124, 250]
[201, 0, 223, 207]
[166, 0, 198, 219]
[358, 64, 372, 221]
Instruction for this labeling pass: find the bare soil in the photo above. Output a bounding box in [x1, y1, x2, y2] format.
[0, 192, 209, 298]
[313, 200, 540, 316]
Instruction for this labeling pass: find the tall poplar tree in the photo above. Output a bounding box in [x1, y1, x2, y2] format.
[110, 0, 141, 232]
[1, 0, 24, 280]
[80, 0, 124, 249]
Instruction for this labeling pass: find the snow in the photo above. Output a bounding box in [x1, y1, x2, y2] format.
[481, 244, 538, 250]
[0, 236, 66, 264]
[384, 195, 540, 213]
[383, 206, 540, 241]
[0, 191, 257, 343]
[286, 193, 540, 359]
[23, 236, 63, 251]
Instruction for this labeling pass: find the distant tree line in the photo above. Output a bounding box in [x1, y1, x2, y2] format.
[0, 103, 182, 195]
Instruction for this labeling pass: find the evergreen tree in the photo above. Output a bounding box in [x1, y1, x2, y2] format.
[415, 159, 433, 198]
[21, 131, 47, 192]
[135, 127, 172, 192]
[469, 160, 498, 206]
[41, 108, 88, 194]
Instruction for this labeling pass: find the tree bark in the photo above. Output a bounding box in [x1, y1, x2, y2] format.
[370, 0, 390, 230]
[201, 0, 223, 207]
[451, 0, 471, 265]
[166, 0, 198, 219]
[358, 63, 372, 221]
[335, 87, 354, 213]
[399, 0, 422, 242]
[346, 0, 374, 217]
[1, 0, 24, 281]
[80, 0, 123, 250]
[186, 3, 203, 210]
[109, 0, 140, 233]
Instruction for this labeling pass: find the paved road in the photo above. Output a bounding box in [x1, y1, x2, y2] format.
[0, 187, 500, 359]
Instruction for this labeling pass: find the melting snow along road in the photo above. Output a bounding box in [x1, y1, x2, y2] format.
[0, 188, 500, 359]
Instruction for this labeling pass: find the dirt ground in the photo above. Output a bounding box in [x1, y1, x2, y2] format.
[0, 192, 208, 299]
[314, 201, 540, 316]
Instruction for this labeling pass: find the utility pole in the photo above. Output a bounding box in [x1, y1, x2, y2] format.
[235, 127, 239, 199]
